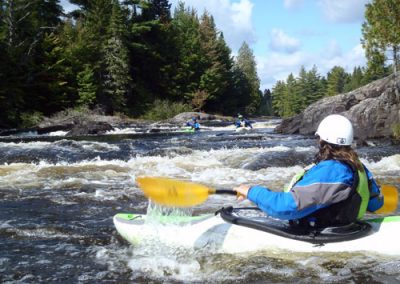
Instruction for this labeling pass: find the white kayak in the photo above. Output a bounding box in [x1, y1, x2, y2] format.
[113, 207, 400, 255]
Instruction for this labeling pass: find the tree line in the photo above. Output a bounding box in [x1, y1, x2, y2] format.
[0, 0, 261, 128]
[0, 0, 398, 127]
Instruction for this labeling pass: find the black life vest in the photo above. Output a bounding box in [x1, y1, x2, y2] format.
[294, 162, 367, 228]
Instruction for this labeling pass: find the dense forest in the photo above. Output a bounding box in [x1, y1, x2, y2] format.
[0, 0, 399, 128]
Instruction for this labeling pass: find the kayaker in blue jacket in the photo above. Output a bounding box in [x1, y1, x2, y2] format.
[186, 116, 200, 131]
[234, 114, 253, 129]
[235, 114, 383, 227]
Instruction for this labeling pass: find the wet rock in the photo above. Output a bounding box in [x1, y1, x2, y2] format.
[168, 112, 232, 124]
[66, 121, 114, 136]
[276, 74, 400, 140]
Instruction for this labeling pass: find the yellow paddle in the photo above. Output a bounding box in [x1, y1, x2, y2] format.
[375, 184, 399, 214]
[136, 176, 399, 213]
[136, 176, 237, 207]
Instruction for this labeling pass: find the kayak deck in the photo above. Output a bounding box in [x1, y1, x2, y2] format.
[218, 207, 372, 244]
[113, 208, 400, 255]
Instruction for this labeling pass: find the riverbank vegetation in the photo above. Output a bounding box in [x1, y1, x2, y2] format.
[0, 0, 398, 130]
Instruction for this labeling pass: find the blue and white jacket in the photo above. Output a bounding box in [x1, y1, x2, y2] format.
[248, 160, 383, 221]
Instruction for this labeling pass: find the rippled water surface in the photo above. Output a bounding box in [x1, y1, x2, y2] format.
[0, 120, 399, 283]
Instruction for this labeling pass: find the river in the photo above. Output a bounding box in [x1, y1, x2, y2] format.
[0, 119, 399, 283]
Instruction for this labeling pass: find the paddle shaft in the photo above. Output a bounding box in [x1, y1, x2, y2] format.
[212, 189, 238, 195]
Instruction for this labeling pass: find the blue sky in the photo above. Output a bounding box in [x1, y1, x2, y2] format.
[60, 0, 369, 90]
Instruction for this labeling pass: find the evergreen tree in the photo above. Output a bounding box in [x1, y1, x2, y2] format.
[169, 3, 203, 101]
[128, 0, 175, 115]
[306, 65, 324, 104]
[0, 0, 63, 125]
[235, 41, 261, 114]
[77, 64, 97, 106]
[224, 66, 252, 115]
[362, 49, 388, 84]
[258, 89, 272, 115]
[141, 0, 171, 23]
[284, 73, 297, 117]
[102, 0, 130, 113]
[362, 0, 400, 76]
[198, 12, 232, 112]
[326, 66, 348, 96]
[271, 80, 286, 117]
[344, 66, 364, 92]
[295, 66, 308, 111]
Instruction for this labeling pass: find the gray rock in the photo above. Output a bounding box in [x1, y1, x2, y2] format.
[275, 74, 400, 140]
[167, 112, 230, 123]
[66, 121, 113, 136]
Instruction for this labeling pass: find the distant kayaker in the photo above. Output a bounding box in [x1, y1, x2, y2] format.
[235, 114, 384, 228]
[234, 114, 253, 129]
[186, 116, 200, 131]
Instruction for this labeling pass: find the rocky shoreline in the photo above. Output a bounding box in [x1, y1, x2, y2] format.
[0, 111, 235, 137]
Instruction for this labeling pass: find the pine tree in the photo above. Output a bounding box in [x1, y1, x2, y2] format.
[258, 89, 272, 115]
[141, 0, 171, 23]
[326, 66, 348, 96]
[362, 0, 400, 76]
[363, 49, 388, 84]
[344, 67, 364, 92]
[306, 65, 324, 104]
[77, 64, 97, 106]
[127, 0, 175, 114]
[295, 66, 308, 111]
[271, 80, 287, 117]
[102, 0, 130, 114]
[0, 0, 63, 125]
[169, 3, 203, 101]
[284, 73, 297, 117]
[235, 42, 261, 114]
[198, 12, 232, 112]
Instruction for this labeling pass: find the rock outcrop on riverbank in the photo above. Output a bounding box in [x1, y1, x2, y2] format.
[275, 74, 400, 141]
[0, 109, 234, 137]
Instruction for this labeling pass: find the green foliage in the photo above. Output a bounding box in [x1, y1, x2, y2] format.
[326, 66, 348, 96]
[4, 0, 400, 128]
[271, 65, 325, 118]
[191, 90, 209, 111]
[392, 123, 400, 140]
[102, 1, 130, 113]
[235, 42, 261, 114]
[77, 65, 97, 106]
[20, 111, 44, 128]
[271, 80, 287, 117]
[344, 67, 365, 92]
[141, 99, 192, 120]
[0, 0, 266, 124]
[258, 89, 272, 116]
[362, 0, 400, 76]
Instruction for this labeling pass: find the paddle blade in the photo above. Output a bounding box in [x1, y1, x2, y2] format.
[136, 176, 213, 207]
[375, 185, 399, 214]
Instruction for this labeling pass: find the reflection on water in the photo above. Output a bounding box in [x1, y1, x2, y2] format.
[0, 121, 399, 283]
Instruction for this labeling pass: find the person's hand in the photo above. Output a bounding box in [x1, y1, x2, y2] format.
[234, 184, 251, 201]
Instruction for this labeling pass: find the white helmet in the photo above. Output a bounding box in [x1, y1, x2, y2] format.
[315, 114, 353, 146]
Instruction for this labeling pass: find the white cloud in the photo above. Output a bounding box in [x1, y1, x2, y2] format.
[322, 40, 342, 59]
[170, 0, 256, 50]
[317, 0, 368, 23]
[257, 43, 366, 90]
[318, 43, 366, 74]
[269, 28, 301, 54]
[283, 0, 304, 10]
